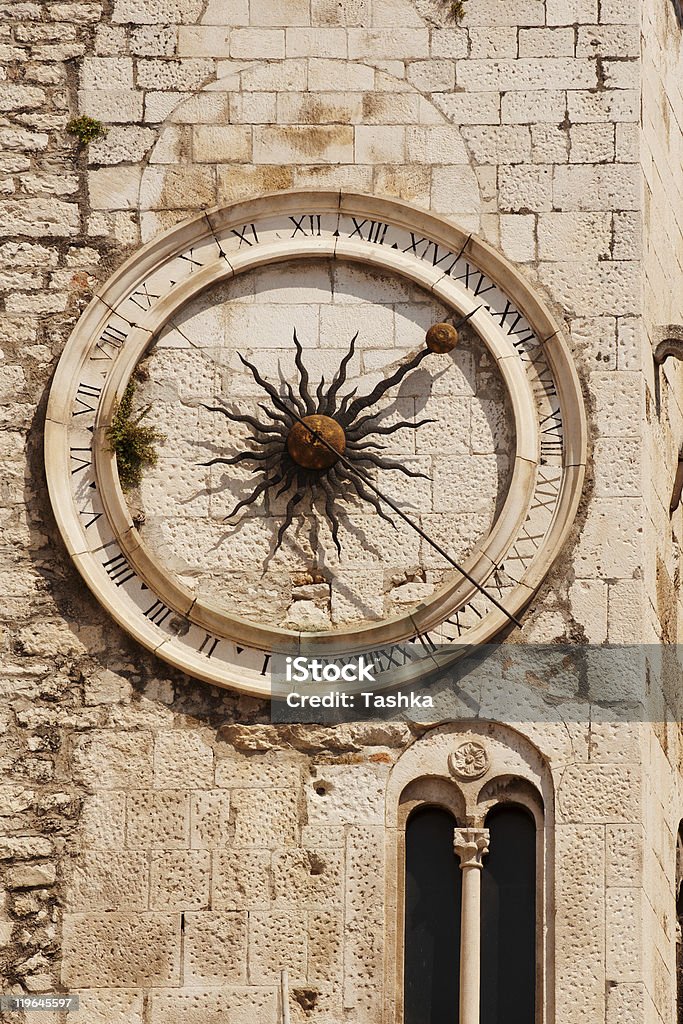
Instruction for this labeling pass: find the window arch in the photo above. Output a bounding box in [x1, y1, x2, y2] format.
[388, 727, 551, 1024]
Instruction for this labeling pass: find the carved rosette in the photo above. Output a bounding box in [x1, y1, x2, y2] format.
[448, 741, 490, 781]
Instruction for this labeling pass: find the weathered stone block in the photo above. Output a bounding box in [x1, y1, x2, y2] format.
[0, 199, 79, 237]
[501, 90, 566, 124]
[62, 913, 179, 986]
[606, 825, 644, 886]
[248, 911, 307, 984]
[6, 863, 56, 889]
[178, 26, 231, 57]
[215, 755, 301, 790]
[193, 125, 252, 163]
[0, 836, 53, 860]
[558, 765, 641, 823]
[191, 790, 231, 849]
[89, 167, 142, 210]
[347, 28, 429, 58]
[126, 791, 190, 849]
[112, 0, 202, 23]
[77, 990, 144, 1024]
[553, 165, 640, 211]
[230, 28, 285, 58]
[88, 126, 156, 166]
[150, 851, 210, 910]
[137, 58, 214, 90]
[213, 848, 272, 910]
[606, 888, 641, 981]
[73, 732, 153, 790]
[306, 764, 386, 826]
[231, 788, 298, 848]
[140, 166, 217, 210]
[467, 27, 517, 58]
[77, 88, 143, 123]
[183, 911, 247, 984]
[154, 731, 214, 789]
[272, 848, 343, 909]
[498, 164, 552, 212]
[253, 125, 354, 164]
[80, 57, 133, 90]
[149, 988, 277, 1023]
[68, 851, 148, 911]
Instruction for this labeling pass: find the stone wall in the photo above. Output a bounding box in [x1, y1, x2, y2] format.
[0, 0, 682, 1021]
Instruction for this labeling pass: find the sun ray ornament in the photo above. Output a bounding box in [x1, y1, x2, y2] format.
[200, 311, 478, 557]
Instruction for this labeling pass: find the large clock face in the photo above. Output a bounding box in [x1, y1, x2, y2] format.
[45, 192, 586, 697]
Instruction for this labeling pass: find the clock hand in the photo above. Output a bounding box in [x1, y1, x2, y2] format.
[284, 403, 522, 629]
[341, 306, 482, 426]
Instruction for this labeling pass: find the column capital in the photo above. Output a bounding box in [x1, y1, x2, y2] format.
[453, 827, 490, 869]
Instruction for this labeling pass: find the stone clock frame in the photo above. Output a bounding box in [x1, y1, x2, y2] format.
[44, 191, 587, 696]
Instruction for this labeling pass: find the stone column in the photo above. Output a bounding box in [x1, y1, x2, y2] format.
[453, 828, 490, 1024]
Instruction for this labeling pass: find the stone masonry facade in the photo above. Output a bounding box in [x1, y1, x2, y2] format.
[0, 0, 682, 1022]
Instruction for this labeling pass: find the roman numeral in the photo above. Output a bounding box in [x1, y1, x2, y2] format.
[79, 508, 103, 529]
[178, 248, 203, 272]
[505, 524, 544, 570]
[349, 218, 389, 244]
[73, 382, 102, 417]
[102, 552, 135, 586]
[70, 447, 91, 474]
[231, 223, 259, 247]
[531, 364, 558, 399]
[198, 633, 219, 658]
[530, 471, 561, 512]
[402, 234, 460, 273]
[129, 283, 160, 311]
[445, 601, 484, 638]
[454, 262, 495, 297]
[260, 653, 271, 676]
[540, 437, 563, 459]
[144, 599, 172, 627]
[539, 408, 563, 461]
[92, 324, 128, 360]
[367, 643, 414, 673]
[290, 214, 321, 237]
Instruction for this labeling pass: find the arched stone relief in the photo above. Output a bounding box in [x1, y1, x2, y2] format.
[385, 720, 554, 827]
[137, 60, 481, 241]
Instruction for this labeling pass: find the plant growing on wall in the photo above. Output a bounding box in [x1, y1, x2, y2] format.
[107, 379, 164, 491]
[447, 0, 466, 19]
[67, 115, 108, 145]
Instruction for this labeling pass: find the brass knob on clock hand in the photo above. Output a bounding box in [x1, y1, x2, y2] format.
[425, 306, 481, 354]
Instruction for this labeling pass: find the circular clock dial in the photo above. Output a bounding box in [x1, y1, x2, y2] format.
[44, 192, 586, 696]
[132, 260, 514, 634]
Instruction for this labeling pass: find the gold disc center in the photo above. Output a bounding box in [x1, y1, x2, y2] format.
[287, 415, 346, 470]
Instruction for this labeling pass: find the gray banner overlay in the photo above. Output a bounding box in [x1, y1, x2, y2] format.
[269, 645, 683, 724]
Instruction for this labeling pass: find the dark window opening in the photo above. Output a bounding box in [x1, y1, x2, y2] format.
[481, 804, 536, 1024]
[404, 806, 461, 1024]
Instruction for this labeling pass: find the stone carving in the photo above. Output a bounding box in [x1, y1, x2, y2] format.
[452, 827, 491, 869]
[448, 741, 490, 781]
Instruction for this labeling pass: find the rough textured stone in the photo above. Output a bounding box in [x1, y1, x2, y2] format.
[62, 914, 180, 986]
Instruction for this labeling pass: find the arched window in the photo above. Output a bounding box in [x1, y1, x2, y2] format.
[481, 804, 537, 1024]
[391, 730, 551, 1024]
[404, 807, 461, 1024]
[403, 786, 540, 1019]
